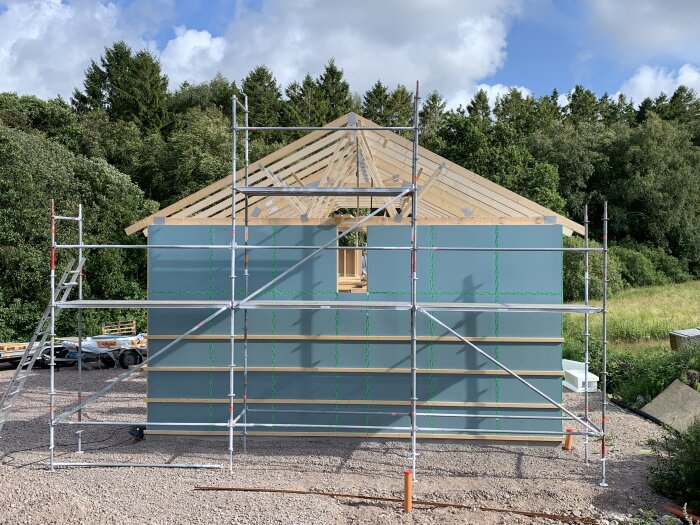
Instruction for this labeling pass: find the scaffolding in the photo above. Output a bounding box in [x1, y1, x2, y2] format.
[1, 81, 610, 486]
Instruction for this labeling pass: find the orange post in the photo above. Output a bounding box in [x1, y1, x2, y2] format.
[403, 469, 413, 513]
[562, 428, 574, 451]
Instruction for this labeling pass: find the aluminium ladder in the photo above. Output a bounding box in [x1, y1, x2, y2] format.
[0, 257, 84, 437]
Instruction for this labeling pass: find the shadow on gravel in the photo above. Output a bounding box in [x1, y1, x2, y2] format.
[591, 454, 668, 516]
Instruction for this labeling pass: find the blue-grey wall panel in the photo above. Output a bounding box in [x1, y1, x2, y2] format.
[147, 224, 563, 438]
[147, 340, 559, 370]
[146, 402, 562, 434]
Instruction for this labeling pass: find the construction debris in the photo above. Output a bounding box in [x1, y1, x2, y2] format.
[642, 379, 700, 432]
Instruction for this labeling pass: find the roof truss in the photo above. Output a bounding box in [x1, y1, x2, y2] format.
[126, 113, 583, 236]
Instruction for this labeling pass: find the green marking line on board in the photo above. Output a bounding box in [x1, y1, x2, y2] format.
[270, 226, 278, 424]
[494, 225, 501, 430]
[207, 226, 215, 430]
[333, 292, 341, 430]
[363, 300, 371, 427]
[427, 226, 436, 429]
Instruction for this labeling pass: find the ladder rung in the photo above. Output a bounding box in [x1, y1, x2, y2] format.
[61, 281, 79, 287]
[1, 405, 12, 411]
[14, 375, 28, 381]
[7, 389, 20, 397]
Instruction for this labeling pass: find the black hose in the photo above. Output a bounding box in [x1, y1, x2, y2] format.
[609, 397, 670, 429]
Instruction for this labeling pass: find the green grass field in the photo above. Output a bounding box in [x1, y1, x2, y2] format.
[564, 280, 700, 356]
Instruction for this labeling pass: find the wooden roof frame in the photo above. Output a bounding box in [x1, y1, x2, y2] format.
[126, 113, 583, 236]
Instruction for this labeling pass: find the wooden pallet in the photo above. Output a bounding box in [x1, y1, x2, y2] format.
[0, 342, 29, 361]
[101, 320, 137, 336]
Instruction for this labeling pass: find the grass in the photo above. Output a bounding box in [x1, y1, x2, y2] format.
[564, 280, 700, 356]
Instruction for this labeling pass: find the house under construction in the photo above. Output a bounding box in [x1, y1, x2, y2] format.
[0, 85, 610, 486]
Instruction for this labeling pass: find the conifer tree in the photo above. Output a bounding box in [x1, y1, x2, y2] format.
[72, 41, 169, 133]
[317, 59, 352, 121]
[362, 80, 390, 124]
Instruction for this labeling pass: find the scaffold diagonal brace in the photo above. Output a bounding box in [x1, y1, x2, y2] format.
[239, 188, 411, 304]
[417, 308, 602, 437]
[54, 306, 229, 424]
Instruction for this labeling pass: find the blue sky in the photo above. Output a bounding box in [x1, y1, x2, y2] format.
[0, 0, 698, 107]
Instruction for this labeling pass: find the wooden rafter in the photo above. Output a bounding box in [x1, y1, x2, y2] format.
[126, 112, 584, 235]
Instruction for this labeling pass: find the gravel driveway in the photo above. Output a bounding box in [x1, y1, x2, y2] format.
[0, 365, 673, 524]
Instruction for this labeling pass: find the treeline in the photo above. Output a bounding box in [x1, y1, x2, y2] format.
[0, 40, 699, 339]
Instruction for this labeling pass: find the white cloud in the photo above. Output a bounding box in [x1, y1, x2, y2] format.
[214, 0, 524, 105]
[450, 83, 533, 110]
[160, 27, 226, 88]
[0, 0, 525, 105]
[0, 0, 167, 99]
[586, 0, 700, 61]
[618, 63, 700, 105]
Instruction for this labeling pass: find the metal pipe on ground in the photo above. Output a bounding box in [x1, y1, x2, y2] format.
[193, 486, 599, 524]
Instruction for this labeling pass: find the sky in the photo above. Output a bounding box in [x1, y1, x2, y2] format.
[0, 0, 699, 108]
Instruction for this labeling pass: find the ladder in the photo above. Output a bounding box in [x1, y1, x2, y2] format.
[0, 257, 85, 437]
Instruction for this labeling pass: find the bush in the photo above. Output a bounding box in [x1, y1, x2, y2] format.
[563, 236, 692, 302]
[612, 246, 666, 288]
[563, 236, 624, 301]
[636, 244, 692, 284]
[650, 418, 700, 511]
[611, 242, 692, 288]
[606, 344, 700, 405]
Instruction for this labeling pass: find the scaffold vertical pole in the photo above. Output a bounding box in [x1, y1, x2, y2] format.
[409, 81, 420, 480]
[49, 200, 56, 470]
[583, 204, 589, 464]
[599, 201, 609, 487]
[76, 203, 84, 454]
[229, 96, 238, 473]
[243, 93, 250, 454]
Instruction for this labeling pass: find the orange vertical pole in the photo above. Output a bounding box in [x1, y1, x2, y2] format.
[563, 427, 574, 451]
[403, 469, 413, 513]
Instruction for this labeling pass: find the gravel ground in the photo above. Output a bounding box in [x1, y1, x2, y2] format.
[0, 364, 676, 525]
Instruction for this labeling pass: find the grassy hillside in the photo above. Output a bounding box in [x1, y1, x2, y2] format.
[564, 280, 700, 356]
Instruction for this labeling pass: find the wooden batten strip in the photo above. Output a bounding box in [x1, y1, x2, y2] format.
[144, 398, 555, 409]
[152, 216, 549, 227]
[147, 334, 564, 343]
[143, 429, 561, 442]
[144, 367, 564, 376]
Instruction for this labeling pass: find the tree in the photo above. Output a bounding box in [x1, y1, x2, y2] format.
[283, 74, 324, 128]
[535, 90, 563, 129]
[493, 88, 538, 135]
[169, 73, 238, 119]
[0, 122, 156, 340]
[77, 109, 144, 177]
[387, 84, 414, 138]
[527, 122, 614, 220]
[362, 80, 390, 124]
[467, 89, 490, 124]
[419, 90, 447, 150]
[636, 97, 655, 124]
[241, 65, 283, 143]
[598, 93, 634, 126]
[149, 107, 232, 206]
[0, 93, 84, 153]
[72, 41, 169, 133]
[566, 85, 599, 126]
[597, 114, 700, 273]
[317, 59, 353, 121]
